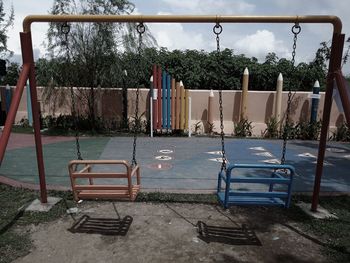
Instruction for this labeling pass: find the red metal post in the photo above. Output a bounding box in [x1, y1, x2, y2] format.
[0, 64, 30, 163]
[311, 33, 345, 212]
[21, 32, 48, 203]
[157, 66, 162, 130]
[334, 71, 350, 124]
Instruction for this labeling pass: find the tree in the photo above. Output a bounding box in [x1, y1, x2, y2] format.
[1, 62, 19, 85]
[44, 0, 155, 130]
[0, 0, 14, 58]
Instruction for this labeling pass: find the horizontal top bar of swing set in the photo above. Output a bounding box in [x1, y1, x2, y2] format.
[23, 15, 342, 34]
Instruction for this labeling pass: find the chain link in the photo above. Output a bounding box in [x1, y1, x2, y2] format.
[280, 23, 300, 165]
[131, 22, 145, 167]
[213, 23, 226, 171]
[62, 22, 83, 160]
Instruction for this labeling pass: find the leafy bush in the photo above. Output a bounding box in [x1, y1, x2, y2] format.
[234, 118, 252, 137]
[295, 121, 322, 140]
[332, 123, 350, 141]
[264, 117, 279, 138]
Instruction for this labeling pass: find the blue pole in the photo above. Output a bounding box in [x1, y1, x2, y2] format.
[5, 84, 11, 114]
[26, 80, 33, 126]
[310, 80, 320, 123]
[162, 71, 166, 129]
[167, 74, 171, 130]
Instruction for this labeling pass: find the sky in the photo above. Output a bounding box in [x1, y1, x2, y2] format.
[3, 0, 350, 74]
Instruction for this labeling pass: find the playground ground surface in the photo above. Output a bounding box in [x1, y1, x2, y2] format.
[0, 133, 349, 262]
[0, 132, 349, 193]
[0, 185, 349, 263]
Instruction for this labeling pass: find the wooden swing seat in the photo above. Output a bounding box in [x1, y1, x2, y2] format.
[68, 160, 141, 202]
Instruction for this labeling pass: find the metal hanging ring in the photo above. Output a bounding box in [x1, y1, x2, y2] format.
[61, 22, 70, 35]
[291, 23, 301, 35]
[213, 23, 223, 35]
[136, 22, 146, 34]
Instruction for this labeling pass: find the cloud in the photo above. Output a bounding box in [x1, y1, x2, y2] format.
[148, 12, 208, 50]
[234, 30, 289, 61]
[161, 0, 255, 14]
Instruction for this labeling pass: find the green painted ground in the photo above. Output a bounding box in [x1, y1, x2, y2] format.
[0, 137, 110, 185]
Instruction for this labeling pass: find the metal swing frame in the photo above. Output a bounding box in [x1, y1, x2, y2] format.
[0, 15, 348, 211]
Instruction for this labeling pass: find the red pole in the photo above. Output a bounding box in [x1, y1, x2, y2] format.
[21, 32, 48, 203]
[157, 66, 162, 130]
[0, 64, 30, 163]
[311, 33, 344, 212]
[152, 65, 158, 131]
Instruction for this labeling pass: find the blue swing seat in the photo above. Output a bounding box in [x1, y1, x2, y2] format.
[217, 163, 294, 209]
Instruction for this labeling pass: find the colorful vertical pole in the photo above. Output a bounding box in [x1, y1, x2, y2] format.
[157, 66, 162, 130]
[150, 75, 154, 137]
[162, 70, 167, 129]
[152, 65, 158, 131]
[171, 78, 176, 129]
[167, 73, 171, 130]
[180, 81, 185, 130]
[310, 80, 320, 123]
[240, 67, 249, 120]
[175, 81, 180, 130]
[275, 73, 283, 126]
[185, 89, 189, 130]
[188, 97, 192, 137]
[5, 84, 11, 114]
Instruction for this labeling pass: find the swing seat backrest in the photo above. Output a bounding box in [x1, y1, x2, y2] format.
[68, 160, 141, 202]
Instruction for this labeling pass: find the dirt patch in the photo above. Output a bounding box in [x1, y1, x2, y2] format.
[13, 202, 326, 263]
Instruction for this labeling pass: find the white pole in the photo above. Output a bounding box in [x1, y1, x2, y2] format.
[150, 76, 153, 138]
[188, 97, 192, 137]
[150, 97, 153, 137]
[275, 73, 283, 125]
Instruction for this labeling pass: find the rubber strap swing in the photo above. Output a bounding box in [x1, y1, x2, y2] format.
[65, 22, 144, 201]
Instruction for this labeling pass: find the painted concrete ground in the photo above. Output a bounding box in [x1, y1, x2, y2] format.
[0, 133, 349, 193]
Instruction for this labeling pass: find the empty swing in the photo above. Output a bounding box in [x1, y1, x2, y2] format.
[216, 22, 298, 208]
[66, 22, 146, 202]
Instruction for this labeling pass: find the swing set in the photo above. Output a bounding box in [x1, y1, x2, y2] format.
[0, 15, 349, 212]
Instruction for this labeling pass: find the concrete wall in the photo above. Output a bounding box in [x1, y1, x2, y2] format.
[8, 86, 345, 136]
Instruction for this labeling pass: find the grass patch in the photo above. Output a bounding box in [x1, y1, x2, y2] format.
[289, 195, 350, 262]
[0, 184, 74, 263]
[10, 126, 34, 134]
[136, 192, 218, 204]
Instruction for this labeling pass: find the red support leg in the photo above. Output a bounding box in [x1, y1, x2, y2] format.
[311, 33, 345, 212]
[20, 32, 47, 203]
[0, 64, 30, 163]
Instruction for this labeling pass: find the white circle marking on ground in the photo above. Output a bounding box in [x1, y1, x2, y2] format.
[155, 155, 172, 161]
[159, 149, 173, 154]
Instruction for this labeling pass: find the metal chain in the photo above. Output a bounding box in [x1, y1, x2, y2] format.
[280, 23, 301, 164]
[62, 22, 83, 160]
[213, 23, 226, 171]
[131, 22, 145, 167]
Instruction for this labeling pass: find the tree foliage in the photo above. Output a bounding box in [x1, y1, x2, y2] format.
[0, 0, 14, 58]
[37, 47, 328, 92]
[44, 0, 156, 129]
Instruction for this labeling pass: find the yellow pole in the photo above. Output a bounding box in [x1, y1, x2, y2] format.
[208, 89, 214, 125]
[171, 78, 176, 129]
[275, 73, 283, 125]
[175, 82, 181, 130]
[180, 81, 185, 130]
[240, 67, 249, 120]
[185, 89, 189, 130]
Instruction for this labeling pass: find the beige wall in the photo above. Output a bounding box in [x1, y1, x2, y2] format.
[9, 86, 345, 136]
